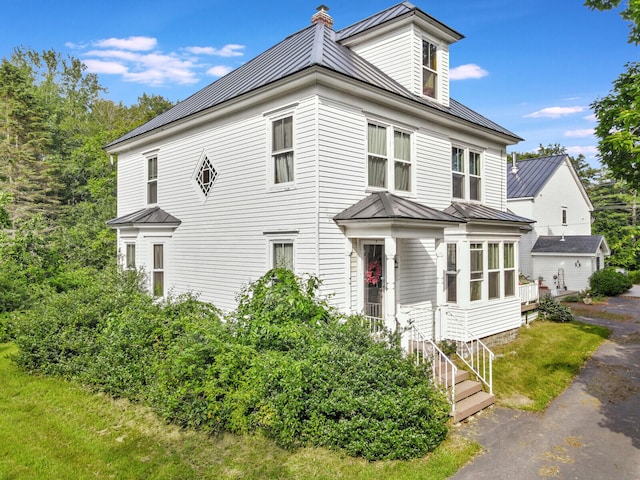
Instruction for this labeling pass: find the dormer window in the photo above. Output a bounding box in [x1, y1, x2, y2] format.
[422, 40, 437, 98]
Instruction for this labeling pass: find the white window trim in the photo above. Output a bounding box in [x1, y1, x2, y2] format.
[488, 242, 501, 300]
[124, 242, 136, 270]
[504, 242, 516, 297]
[451, 144, 483, 202]
[446, 243, 458, 304]
[266, 111, 296, 192]
[191, 149, 218, 203]
[365, 120, 416, 195]
[151, 242, 165, 297]
[267, 238, 295, 271]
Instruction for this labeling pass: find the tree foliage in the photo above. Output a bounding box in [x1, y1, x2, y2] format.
[585, 0, 640, 44]
[591, 62, 640, 191]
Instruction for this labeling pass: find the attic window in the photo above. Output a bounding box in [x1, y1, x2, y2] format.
[422, 40, 437, 98]
[196, 156, 217, 197]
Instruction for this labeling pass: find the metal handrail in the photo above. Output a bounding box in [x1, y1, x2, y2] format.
[446, 311, 494, 394]
[406, 324, 457, 412]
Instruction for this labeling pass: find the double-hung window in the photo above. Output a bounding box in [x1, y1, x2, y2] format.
[367, 123, 412, 192]
[422, 39, 437, 98]
[152, 244, 164, 297]
[394, 130, 411, 191]
[272, 116, 294, 184]
[147, 156, 158, 204]
[488, 243, 500, 300]
[125, 244, 136, 269]
[504, 243, 516, 297]
[451, 147, 482, 201]
[470, 243, 483, 301]
[367, 124, 387, 188]
[446, 244, 458, 303]
[272, 241, 294, 271]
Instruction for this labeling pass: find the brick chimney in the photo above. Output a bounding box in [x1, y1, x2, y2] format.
[311, 5, 333, 28]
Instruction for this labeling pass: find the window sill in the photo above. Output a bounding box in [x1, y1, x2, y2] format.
[268, 183, 296, 193]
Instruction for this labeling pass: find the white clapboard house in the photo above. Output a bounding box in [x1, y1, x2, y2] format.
[107, 2, 534, 349]
[507, 154, 609, 294]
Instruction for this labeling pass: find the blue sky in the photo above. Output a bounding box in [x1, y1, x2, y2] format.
[3, 0, 638, 163]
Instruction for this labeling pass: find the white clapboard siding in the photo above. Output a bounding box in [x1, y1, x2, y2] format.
[397, 238, 437, 306]
[483, 148, 506, 210]
[350, 25, 414, 95]
[115, 97, 322, 311]
[532, 256, 593, 292]
[448, 297, 521, 340]
[316, 100, 369, 308]
[415, 130, 452, 209]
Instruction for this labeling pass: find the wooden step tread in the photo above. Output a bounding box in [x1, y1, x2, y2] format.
[455, 379, 482, 401]
[453, 391, 495, 423]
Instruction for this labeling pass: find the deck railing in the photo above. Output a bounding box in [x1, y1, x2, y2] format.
[518, 282, 539, 304]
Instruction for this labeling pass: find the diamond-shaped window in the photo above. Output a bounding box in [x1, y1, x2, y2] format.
[196, 156, 217, 197]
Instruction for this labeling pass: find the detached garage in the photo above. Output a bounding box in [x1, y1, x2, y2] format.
[531, 235, 610, 294]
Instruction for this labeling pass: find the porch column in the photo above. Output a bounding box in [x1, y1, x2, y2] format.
[384, 237, 397, 332]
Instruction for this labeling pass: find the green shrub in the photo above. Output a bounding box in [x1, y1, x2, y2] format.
[628, 270, 640, 285]
[589, 268, 632, 296]
[538, 296, 573, 322]
[13, 268, 451, 461]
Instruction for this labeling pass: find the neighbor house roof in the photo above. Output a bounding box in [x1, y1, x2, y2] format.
[106, 2, 521, 149]
[106, 206, 181, 227]
[444, 202, 534, 224]
[506, 154, 567, 199]
[531, 235, 610, 255]
[334, 192, 463, 224]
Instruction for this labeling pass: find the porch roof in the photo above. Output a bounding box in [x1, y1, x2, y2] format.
[334, 192, 463, 224]
[106, 206, 182, 228]
[444, 202, 534, 225]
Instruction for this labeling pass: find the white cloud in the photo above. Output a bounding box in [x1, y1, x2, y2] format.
[566, 145, 599, 157]
[525, 106, 587, 118]
[449, 64, 488, 80]
[186, 44, 245, 57]
[584, 113, 597, 122]
[83, 59, 128, 74]
[206, 65, 234, 77]
[564, 128, 595, 138]
[94, 36, 157, 51]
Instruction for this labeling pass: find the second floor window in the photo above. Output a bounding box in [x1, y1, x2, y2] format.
[147, 156, 158, 204]
[367, 123, 412, 192]
[451, 147, 482, 201]
[422, 39, 437, 98]
[272, 116, 293, 184]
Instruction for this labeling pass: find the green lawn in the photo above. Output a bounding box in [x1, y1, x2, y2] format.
[0, 343, 478, 480]
[491, 320, 610, 411]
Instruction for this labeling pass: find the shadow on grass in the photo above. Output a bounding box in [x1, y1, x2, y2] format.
[0, 343, 14, 358]
[568, 320, 611, 340]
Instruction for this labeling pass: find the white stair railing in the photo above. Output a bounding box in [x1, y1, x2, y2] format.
[406, 324, 457, 412]
[446, 311, 494, 394]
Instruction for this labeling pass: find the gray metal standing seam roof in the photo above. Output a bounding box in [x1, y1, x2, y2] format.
[106, 2, 521, 149]
[106, 206, 181, 227]
[444, 202, 534, 224]
[507, 155, 567, 199]
[334, 192, 464, 223]
[531, 235, 607, 255]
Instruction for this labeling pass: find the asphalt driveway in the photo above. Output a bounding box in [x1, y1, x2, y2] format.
[452, 295, 640, 480]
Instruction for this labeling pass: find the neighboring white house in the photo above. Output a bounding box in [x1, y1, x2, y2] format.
[106, 2, 533, 344]
[507, 154, 610, 293]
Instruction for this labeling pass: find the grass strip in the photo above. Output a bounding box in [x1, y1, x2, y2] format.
[492, 320, 609, 411]
[0, 343, 478, 480]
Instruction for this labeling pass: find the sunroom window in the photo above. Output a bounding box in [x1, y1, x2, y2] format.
[504, 243, 516, 297]
[488, 243, 500, 299]
[470, 243, 483, 301]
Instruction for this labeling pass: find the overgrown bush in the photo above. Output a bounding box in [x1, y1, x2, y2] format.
[13, 268, 450, 461]
[627, 270, 640, 285]
[538, 296, 573, 322]
[589, 268, 632, 296]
